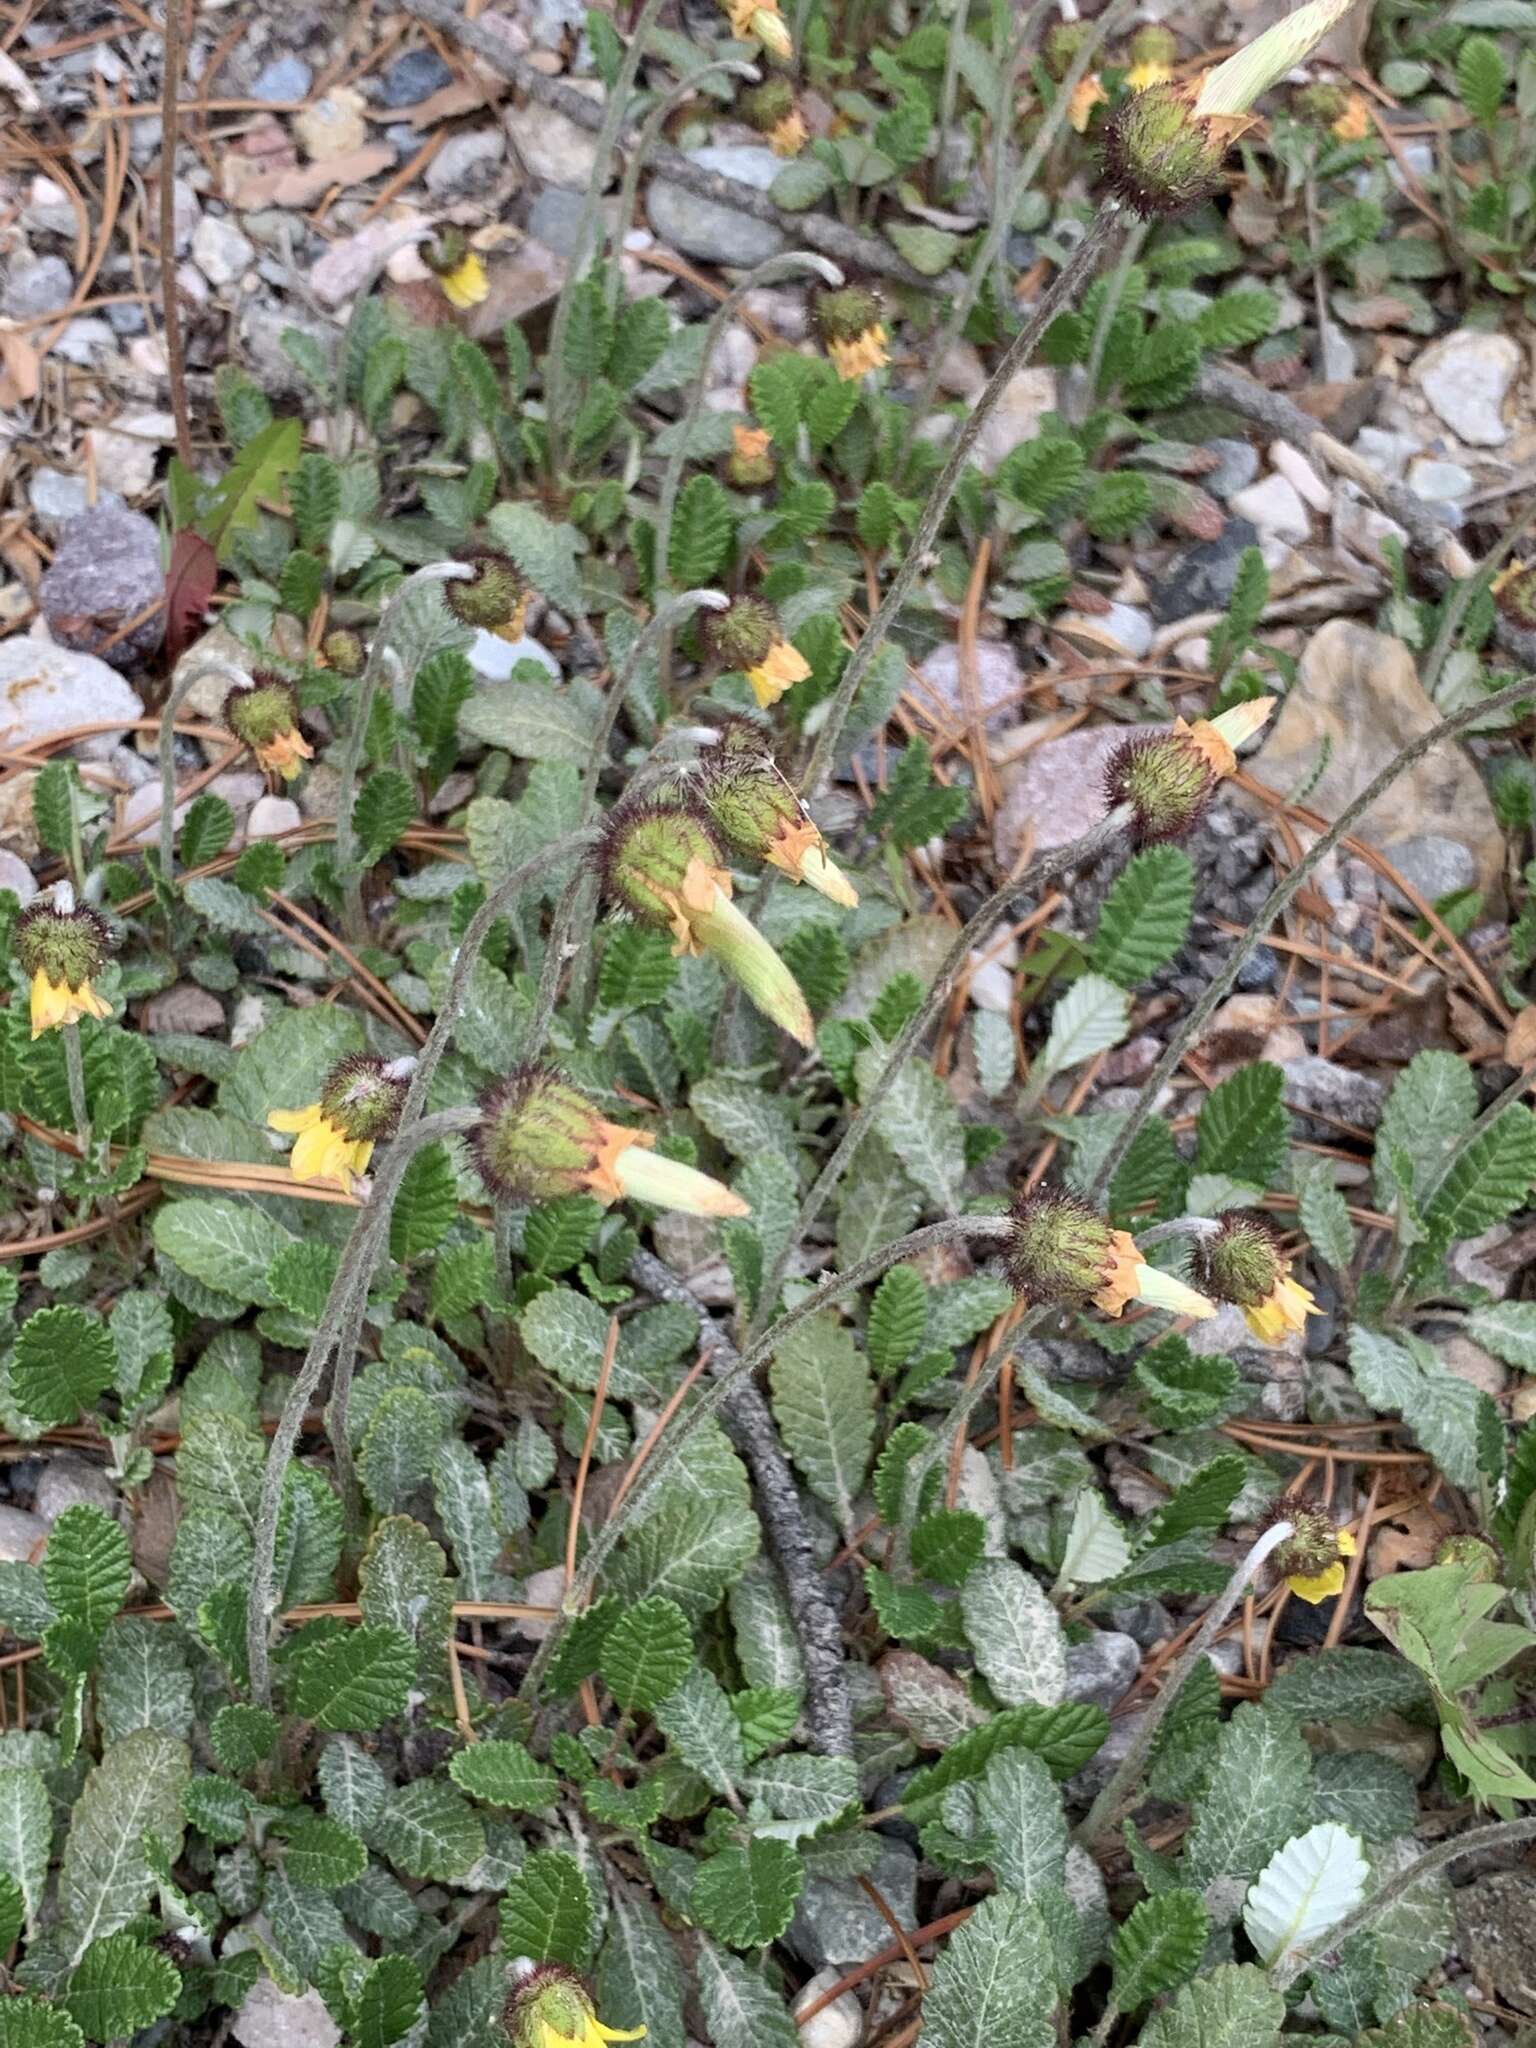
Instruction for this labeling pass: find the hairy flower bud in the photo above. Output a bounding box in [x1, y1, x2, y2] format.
[742, 78, 808, 155]
[322, 628, 365, 676]
[1101, 81, 1228, 216]
[814, 286, 889, 380]
[703, 598, 811, 709]
[267, 1053, 408, 1193]
[423, 228, 489, 310]
[1129, 25, 1178, 67]
[598, 803, 815, 1045]
[16, 902, 114, 1039]
[444, 549, 529, 640]
[224, 674, 314, 781]
[699, 724, 857, 906]
[505, 1962, 644, 2048]
[726, 424, 775, 489]
[473, 1064, 747, 1216]
[1106, 698, 1275, 841]
[1008, 1189, 1213, 1320]
[1194, 1209, 1317, 1345]
[1044, 20, 1092, 76]
[1270, 1499, 1355, 1604]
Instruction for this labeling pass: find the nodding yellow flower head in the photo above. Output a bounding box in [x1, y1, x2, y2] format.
[1106, 696, 1275, 842]
[443, 548, 530, 642]
[1272, 1502, 1357, 1605]
[1070, 73, 1110, 131]
[743, 78, 807, 155]
[728, 423, 775, 488]
[1331, 90, 1371, 141]
[598, 801, 815, 1046]
[1007, 1189, 1215, 1321]
[424, 229, 489, 311]
[1125, 24, 1177, 90]
[16, 902, 113, 1041]
[704, 597, 812, 710]
[506, 1964, 645, 2048]
[473, 1064, 748, 1217]
[699, 719, 859, 907]
[1194, 1209, 1318, 1346]
[725, 0, 792, 57]
[1125, 59, 1174, 90]
[267, 1053, 409, 1195]
[223, 675, 314, 782]
[815, 286, 889, 382]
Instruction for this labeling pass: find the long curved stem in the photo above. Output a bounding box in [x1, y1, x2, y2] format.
[799, 205, 1122, 800]
[158, 658, 250, 890]
[748, 802, 1133, 1339]
[336, 563, 468, 942]
[518, 1214, 1012, 1704]
[652, 250, 844, 685]
[544, 0, 671, 476]
[1073, 1520, 1298, 1845]
[1090, 670, 1536, 1206]
[246, 1107, 478, 1706]
[606, 59, 759, 320]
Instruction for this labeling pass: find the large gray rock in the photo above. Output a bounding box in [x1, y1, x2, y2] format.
[993, 721, 1157, 864]
[918, 640, 1023, 730]
[0, 640, 142, 759]
[1242, 619, 1505, 900]
[39, 502, 164, 667]
[1064, 1630, 1141, 1714]
[1412, 327, 1521, 447]
[3, 254, 72, 318]
[647, 145, 787, 268]
[32, 1457, 117, 1525]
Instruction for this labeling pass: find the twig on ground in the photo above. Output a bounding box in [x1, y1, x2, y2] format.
[630, 1249, 855, 1759]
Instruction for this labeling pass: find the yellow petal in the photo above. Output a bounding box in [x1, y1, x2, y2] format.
[1337, 1527, 1357, 1558]
[441, 253, 489, 310]
[29, 971, 67, 1040]
[591, 2026, 646, 2045]
[268, 1103, 323, 1134]
[1287, 1561, 1346, 1604]
[289, 1115, 345, 1182]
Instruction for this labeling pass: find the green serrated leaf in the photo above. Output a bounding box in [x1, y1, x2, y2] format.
[498, 1849, 593, 1967]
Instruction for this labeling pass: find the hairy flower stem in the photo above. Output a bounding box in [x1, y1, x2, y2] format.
[524, 592, 728, 1058]
[748, 803, 1133, 1342]
[1074, 1520, 1298, 1845]
[799, 205, 1122, 800]
[630, 1249, 854, 1758]
[328, 1265, 375, 1544]
[158, 658, 251, 892]
[544, 0, 670, 477]
[1268, 1814, 1536, 1990]
[1090, 671, 1536, 1208]
[335, 563, 470, 943]
[606, 60, 759, 320]
[63, 1023, 92, 1198]
[246, 1108, 479, 1708]
[519, 1214, 1013, 1705]
[396, 831, 603, 1138]
[652, 251, 844, 690]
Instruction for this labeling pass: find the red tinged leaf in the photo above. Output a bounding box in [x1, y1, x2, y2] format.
[165, 529, 217, 663]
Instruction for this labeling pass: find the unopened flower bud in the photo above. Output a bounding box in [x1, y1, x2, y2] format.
[699, 724, 858, 907]
[1045, 20, 1092, 76]
[703, 598, 811, 709]
[1106, 697, 1275, 841]
[473, 1064, 748, 1218]
[1008, 1189, 1214, 1320]
[322, 628, 365, 676]
[16, 902, 114, 1040]
[598, 803, 815, 1045]
[444, 549, 529, 641]
[1434, 1534, 1500, 1581]
[505, 1961, 645, 2048]
[1129, 25, 1178, 67]
[1101, 81, 1228, 216]
[224, 674, 314, 781]
[1194, 1209, 1317, 1345]
[814, 287, 889, 381]
[724, 0, 792, 57]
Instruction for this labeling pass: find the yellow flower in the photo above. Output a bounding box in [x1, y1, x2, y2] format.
[1069, 73, 1109, 132]
[726, 0, 792, 56]
[509, 1963, 645, 2048]
[29, 971, 110, 1041]
[826, 323, 889, 381]
[1287, 1525, 1356, 1605]
[733, 425, 772, 464]
[768, 109, 809, 156]
[254, 725, 315, 782]
[438, 249, 489, 310]
[527, 2012, 644, 2048]
[1242, 1269, 1318, 1345]
[1126, 58, 1174, 90]
[1094, 1230, 1216, 1321]
[745, 636, 813, 708]
[267, 1104, 374, 1193]
[1332, 91, 1371, 141]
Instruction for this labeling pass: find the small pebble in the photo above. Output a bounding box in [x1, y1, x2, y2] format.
[2, 253, 73, 319]
[380, 46, 454, 106]
[250, 54, 312, 101]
